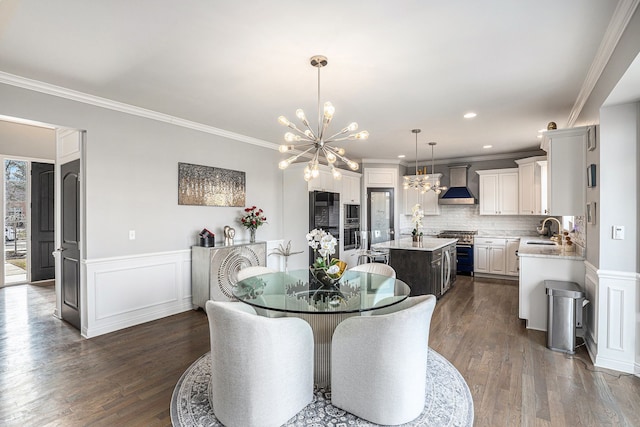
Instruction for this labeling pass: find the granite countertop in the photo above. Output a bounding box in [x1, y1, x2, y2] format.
[373, 237, 458, 252]
[517, 237, 584, 260]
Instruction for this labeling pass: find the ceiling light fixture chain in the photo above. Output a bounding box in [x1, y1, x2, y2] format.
[277, 55, 369, 181]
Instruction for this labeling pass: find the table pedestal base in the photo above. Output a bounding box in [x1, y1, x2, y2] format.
[292, 312, 357, 389]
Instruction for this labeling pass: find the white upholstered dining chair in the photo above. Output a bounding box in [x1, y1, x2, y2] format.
[205, 300, 314, 427]
[330, 294, 437, 425]
[348, 262, 396, 278]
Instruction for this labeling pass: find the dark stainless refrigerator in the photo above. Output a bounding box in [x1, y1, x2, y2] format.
[309, 191, 340, 265]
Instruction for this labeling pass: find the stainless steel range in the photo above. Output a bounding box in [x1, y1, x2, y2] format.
[437, 230, 477, 275]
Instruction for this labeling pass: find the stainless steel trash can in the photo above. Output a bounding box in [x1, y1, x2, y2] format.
[545, 280, 585, 354]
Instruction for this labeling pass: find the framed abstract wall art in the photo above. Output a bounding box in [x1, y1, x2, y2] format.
[178, 162, 246, 207]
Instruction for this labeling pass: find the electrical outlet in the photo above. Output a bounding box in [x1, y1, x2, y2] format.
[612, 225, 624, 240]
[129, 230, 136, 240]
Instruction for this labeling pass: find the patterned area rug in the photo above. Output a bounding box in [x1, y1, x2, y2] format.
[171, 348, 474, 426]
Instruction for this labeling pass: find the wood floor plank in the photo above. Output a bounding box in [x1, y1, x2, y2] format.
[2, 277, 640, 426]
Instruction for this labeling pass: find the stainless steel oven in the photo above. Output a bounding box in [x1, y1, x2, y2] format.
[345, 204, 360, 223]
[343, 224, 360, 250]
[343, 204, 360, 250]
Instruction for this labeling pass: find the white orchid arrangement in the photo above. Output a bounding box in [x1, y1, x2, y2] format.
[411, 204, 424, 236]
[306, 228, 344, 277]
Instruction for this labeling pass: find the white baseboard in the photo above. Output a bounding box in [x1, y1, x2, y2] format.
[82, 250, 193, 338]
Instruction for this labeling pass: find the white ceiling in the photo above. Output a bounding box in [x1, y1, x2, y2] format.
[0, 0, 626, 164]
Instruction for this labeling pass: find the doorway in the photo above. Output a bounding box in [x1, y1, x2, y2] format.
[367, 188, 395, 244]
[2, 159, 56, 287]
[4, 159, 28, 285]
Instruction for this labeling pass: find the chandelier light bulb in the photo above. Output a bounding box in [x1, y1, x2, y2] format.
[326, 152, 337, 163]
[279, 144, 291, 153]
[284, 133, 296, 142]
[296, 109, 306, 120]
[278, 116, 290, 126]
[331, 167, 342, 180]
[347, 122, 358, 131]
[347, 160, 359, 171]
[278, 159, 290, 170]
[323, 102, 335, 119]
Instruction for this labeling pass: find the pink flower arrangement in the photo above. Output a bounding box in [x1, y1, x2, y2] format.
[239, 206, 267, 230]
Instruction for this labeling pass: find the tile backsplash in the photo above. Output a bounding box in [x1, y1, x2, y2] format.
[399, 205, 548, 237]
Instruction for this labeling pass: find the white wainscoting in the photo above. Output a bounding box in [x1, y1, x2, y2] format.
[583, 261, 599, 362]
[594, 268, 638, 374]
[83, 250, 193, 338]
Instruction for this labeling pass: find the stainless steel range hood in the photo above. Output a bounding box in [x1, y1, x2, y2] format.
[439, 165, 477, 205]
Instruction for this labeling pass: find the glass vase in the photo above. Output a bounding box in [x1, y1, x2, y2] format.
[249, 228, 256, 243]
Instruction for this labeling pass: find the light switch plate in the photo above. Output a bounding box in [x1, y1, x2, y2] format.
[612, 225, 624, 240]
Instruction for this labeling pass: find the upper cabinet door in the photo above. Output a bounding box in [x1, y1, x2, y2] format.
[542, 126, 590, 216]
[477, 169, 519, 215]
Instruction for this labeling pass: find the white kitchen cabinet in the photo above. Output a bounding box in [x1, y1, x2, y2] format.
[519, 251, 585, 331]
[476, 169, 519, 215]
[474, 238, 507, 275]
[515, 156, 547, 215]
[540, 126, 591, 216]
[402, 174, 441, 215]
[342, 174, 361, 204]
[506, 238, 520, 276]
[308, 169, 338, 192]
[364, 168, 397, 188]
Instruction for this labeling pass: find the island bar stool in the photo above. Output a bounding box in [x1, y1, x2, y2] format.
[353, 230, 389, 265]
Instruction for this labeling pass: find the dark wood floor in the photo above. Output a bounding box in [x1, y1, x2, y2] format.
[1, 277, 639, 426]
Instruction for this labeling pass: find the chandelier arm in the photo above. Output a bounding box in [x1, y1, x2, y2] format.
[299, 118, 318, 140]
[287, 124, 316, 139]
[324, 146, 353, 165]
[289, 146, 316, 161]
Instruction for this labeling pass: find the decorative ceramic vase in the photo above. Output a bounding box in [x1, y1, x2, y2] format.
[309, 266, 344, 307]
[249, 228, 256, 243]
[309, 266, 340, 289]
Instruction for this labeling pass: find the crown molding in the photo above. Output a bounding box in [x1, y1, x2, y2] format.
[566, 0, 640, 127]
[0, 71, 280, 151]
[361, 158, 404, 165]
[395, 149, 546, 168]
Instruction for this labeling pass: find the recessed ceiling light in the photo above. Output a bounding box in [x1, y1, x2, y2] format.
[398, 154, 406, 158]
[483, 145, 493, 149]
[464, 112, 477, 119]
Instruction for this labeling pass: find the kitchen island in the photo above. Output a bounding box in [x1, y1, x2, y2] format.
[518, 237, 585, 331]
[373, 237, 457, 297]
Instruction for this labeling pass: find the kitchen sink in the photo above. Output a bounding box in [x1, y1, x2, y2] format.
[526, 241, 557, 246]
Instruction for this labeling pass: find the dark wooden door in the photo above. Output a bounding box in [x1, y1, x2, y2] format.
[30, 162, 55, 282]
[60, 159, 80, 330]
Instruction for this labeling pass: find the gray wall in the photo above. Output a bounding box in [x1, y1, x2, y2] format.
[0, 120, 55, 159]
[585, 126, 600, 267]
[598, 102, 638, 272]
[0, 83, 284, 259]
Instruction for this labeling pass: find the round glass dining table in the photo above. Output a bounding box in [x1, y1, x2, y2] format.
[232, 268, 411, 388]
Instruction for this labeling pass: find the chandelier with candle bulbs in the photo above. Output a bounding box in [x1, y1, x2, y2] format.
[403, 129, 448, 194]
[277, 55, 369, 181]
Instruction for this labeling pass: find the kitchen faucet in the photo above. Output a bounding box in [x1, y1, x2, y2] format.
[541, 217, 562, 237]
